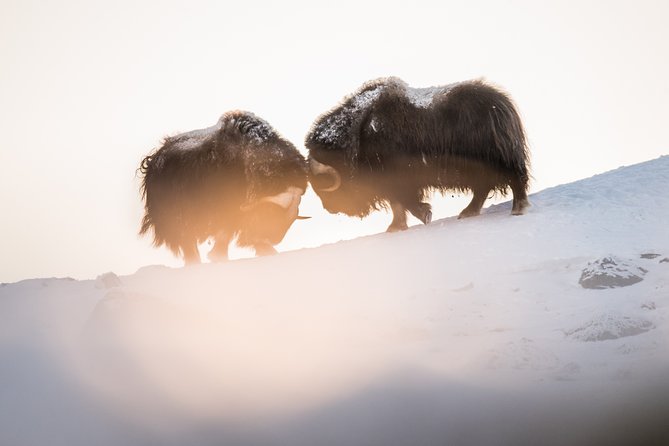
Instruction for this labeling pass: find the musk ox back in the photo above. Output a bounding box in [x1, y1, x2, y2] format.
[139, 111, 307, 264]
[306, 77, 530, 232]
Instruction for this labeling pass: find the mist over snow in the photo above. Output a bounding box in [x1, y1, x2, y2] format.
[1, 156, 668, 446]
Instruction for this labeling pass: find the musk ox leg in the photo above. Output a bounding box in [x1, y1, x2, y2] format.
[408, 202, 432, 225]
[387, 202, 409, 232]
[181, 243, 201, 265]
[510, 178, 531, 216]
[458, 188, 490, 219]
[208, 231, 231, 262]
[254, 243, 277, 257]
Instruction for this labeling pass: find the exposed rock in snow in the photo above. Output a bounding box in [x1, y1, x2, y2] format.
[641, 301, 657, 310]
[565, 313, 655, 342]
[578, 256, 647, 289]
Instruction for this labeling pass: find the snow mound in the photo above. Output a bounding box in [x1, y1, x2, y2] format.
[565, 312, 655, 342]
[486, 337, 560, 371]
[95, 272, 121, 289]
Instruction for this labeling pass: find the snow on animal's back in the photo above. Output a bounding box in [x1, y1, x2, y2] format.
[405, 86, 445, 108]
[309, 81, 386, 146]
[403, 81, 460, 109]
[309, 77, 483, 147]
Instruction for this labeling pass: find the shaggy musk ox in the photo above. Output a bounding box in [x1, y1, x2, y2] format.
[306, 77, 531, 231]
[139, 111, 307, 264]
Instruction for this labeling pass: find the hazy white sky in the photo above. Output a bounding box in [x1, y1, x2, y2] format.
[1, 0, 667, 283]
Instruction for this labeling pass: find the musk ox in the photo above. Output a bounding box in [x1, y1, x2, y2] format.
[139, 111, 307, 264]
[306, 77, 530, 232]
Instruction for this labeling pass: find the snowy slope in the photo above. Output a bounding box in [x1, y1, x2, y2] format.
[1, 156, 668, 446]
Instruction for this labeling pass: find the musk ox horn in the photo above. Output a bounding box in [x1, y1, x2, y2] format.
[240, 187, 304, 212]
[310, 158, 341, 192]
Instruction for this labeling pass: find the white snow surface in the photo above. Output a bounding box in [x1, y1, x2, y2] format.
[2, 156, 669, 446]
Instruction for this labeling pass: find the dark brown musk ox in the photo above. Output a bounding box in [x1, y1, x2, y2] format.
[305, 77, 531, 232]
[139, 111, 308, 264]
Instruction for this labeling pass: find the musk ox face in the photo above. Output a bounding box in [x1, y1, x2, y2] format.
[305, 77, 531, 232]
[238, 186, 304, 246]
[308, 155, 382, 218]
[139, 111, 307, 264]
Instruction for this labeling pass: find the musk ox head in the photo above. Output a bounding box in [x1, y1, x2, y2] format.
[307, 155, 384, 217]
[237, 186, 305, 247]
[305, 78, 401, 217]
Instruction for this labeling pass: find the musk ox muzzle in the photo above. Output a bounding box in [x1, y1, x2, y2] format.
[240, 186, 304, 214]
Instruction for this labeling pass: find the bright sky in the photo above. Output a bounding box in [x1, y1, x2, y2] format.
[1, 0, 667, 283]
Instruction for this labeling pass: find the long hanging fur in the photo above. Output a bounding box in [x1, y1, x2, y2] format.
[305, 77, 530, 221]
[139, 111, 307, 260]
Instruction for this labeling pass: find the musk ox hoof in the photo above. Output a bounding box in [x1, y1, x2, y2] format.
[207, 250, 229, 263]
[386, 222, 408, 233]
[511, 198, 531, 216]
[254, 244, 278, 256]
[410, 202, 432, 225]
[458, 208, 481, 219]
[422, 209, 432, 224]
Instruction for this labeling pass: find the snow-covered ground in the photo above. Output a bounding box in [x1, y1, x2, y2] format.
[1, 156, 668, 446]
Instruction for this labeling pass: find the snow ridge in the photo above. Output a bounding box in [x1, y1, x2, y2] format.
[1, 156, 668, 446]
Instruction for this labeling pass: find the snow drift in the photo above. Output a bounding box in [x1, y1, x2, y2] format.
[1, 156, 668, 446]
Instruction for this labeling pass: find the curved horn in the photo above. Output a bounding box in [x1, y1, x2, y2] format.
[240, 187, 304, 211]
[310, 158, 341, 192]
[259, 187, 303, 209]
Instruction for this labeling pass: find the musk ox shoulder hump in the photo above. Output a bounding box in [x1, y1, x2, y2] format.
[163, 122, 221, 152]
[218, 110, 278, 145]
[306, 77, 464, 150]
[306, 78, 406, 148]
